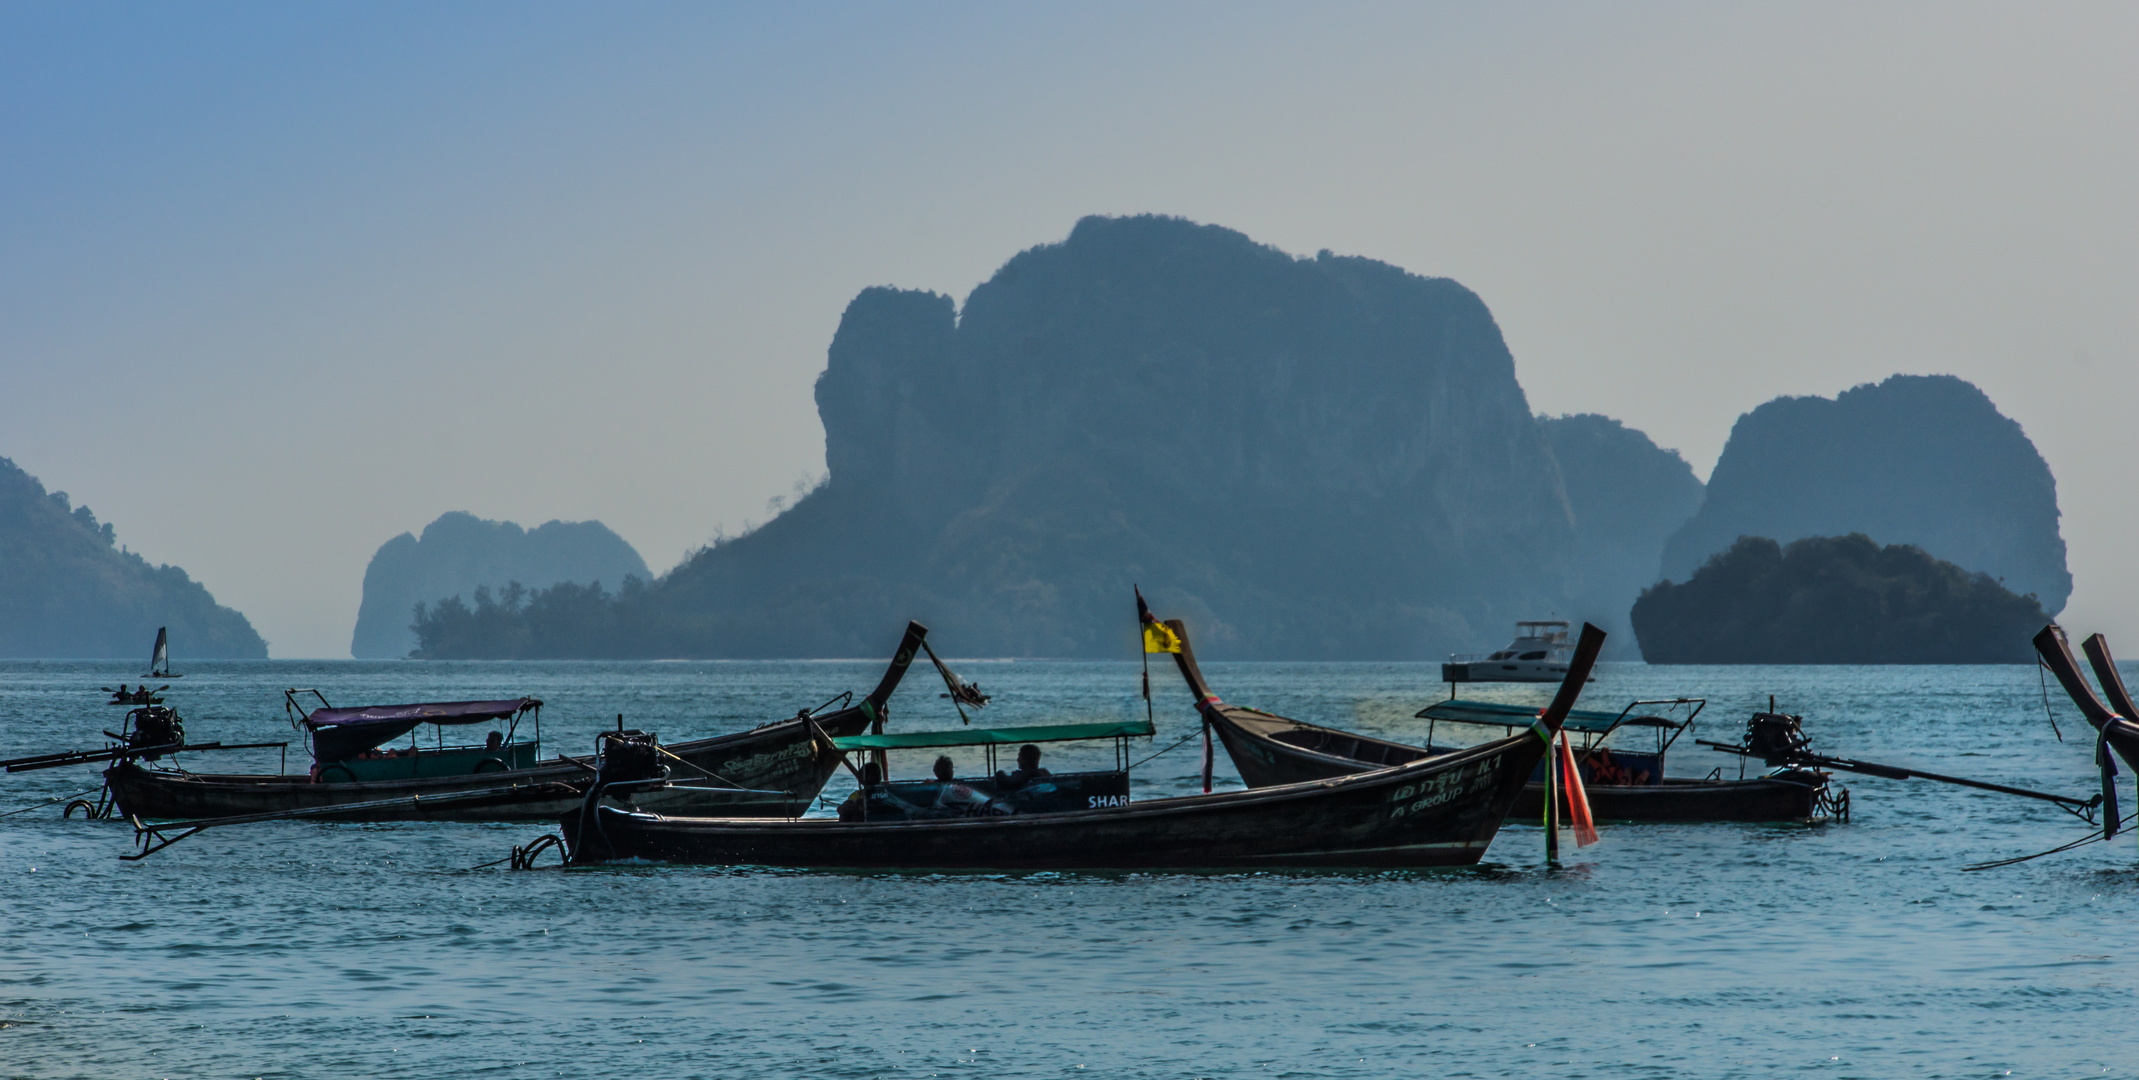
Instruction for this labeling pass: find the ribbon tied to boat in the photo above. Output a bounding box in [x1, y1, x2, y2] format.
[1557, 732, 1600, 848]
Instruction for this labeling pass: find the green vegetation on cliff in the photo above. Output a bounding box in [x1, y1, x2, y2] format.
[0, 456, 266, 658]
[1630, 533, 2047, 664]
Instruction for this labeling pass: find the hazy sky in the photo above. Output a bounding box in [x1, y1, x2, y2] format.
[4, 3, 2135, 657]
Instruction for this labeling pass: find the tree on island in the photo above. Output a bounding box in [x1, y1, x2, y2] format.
[1630, 533, 2048, 664]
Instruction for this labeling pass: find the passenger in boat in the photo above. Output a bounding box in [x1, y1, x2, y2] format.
[933, 755, 955, 781]
[486, 731, 504, 750]
[836, 761, 888, 821]
[995, 744, 1051, 790]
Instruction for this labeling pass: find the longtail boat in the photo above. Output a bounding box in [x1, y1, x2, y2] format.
[554, 623, 1608, 870]
[2031, 625, 2139, 820]
[1155, 615, 1826, 822]
[91, 622, 929, 823]
[1200, 696, 1826, 823]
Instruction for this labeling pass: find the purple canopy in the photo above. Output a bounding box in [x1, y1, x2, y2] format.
[303, 698, 538, 729]
[304, 698, 539, 763]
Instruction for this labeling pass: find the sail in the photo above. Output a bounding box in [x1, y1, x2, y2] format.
[149, 627, 169, 676]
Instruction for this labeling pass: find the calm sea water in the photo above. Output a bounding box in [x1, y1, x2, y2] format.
[1, 658, 2134, 1079]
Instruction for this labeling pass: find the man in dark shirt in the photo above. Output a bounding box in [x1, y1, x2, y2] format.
[995, 744, 1051, 790]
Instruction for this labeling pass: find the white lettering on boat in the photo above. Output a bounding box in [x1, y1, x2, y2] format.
[1385, 755, 1502, 819]
[704, 740, 813, 784]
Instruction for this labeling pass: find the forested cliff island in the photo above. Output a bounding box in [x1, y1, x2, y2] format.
[391, 215, 2070, 662]
[1632, 535, 2050, 664]
[353, 512, 648, 658]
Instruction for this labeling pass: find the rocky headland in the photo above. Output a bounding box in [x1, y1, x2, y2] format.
[1540, 413, 1705, 658]
[0, 456, 266, 658]
[398, 219, 2070, 663]
[414, 215, 1596, 659]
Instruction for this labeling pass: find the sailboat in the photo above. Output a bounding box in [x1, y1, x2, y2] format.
[146, 627, 181, 678]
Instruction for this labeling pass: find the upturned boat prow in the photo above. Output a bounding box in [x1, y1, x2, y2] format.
[2033, 624, 2139, 776]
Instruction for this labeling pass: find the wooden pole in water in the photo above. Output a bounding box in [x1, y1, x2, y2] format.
[1544, 731, 1560, 864]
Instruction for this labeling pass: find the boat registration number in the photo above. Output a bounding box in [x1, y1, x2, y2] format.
[1385, 754, 1499, 819]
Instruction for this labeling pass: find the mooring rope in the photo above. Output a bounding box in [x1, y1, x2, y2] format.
[0, 786, 102, 819]
[1962, 811, 2135, 871]
[1127, 726, 1204, 772]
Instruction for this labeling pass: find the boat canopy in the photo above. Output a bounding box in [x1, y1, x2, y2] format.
[832, 719, 1155, 751]
[1416, 699, 1682, 736]
[303, 698, 540, 762]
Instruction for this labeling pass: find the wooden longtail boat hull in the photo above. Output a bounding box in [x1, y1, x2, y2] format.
[1507, 775, 1820, 822]
[559, 623, 1611, 870]
[1198, 671, 1821, 823]
[106, 623, 930, 823]
[565, 734, 1543, 869]
[105, 716, 850, 822]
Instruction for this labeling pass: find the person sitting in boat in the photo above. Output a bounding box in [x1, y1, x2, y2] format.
[836, 761, 887, 821]
[919, 754, 1010, 816]
[486, 731, 504, 750]
[995, 744, 1051, 790]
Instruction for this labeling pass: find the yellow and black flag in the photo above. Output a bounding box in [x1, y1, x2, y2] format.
[1136, 586, 1182, 654]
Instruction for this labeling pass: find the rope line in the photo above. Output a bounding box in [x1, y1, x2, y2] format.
[0, 786, 102, 819]
[1963, 812, 2135, 871]
[1127, 727, 1204, 772]
[2038, 659, 2064, 743]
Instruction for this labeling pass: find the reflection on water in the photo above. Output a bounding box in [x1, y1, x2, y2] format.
[1, 659, 2133, 1076]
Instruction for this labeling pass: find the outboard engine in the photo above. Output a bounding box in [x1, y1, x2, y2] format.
[568, 729, 669, 865]
[1745, 711, 1810, 763]
[595, 729, 664, 786]
[127, 705, 185, 760]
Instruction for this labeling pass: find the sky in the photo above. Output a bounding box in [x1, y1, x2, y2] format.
[3, 2, 2136, 658]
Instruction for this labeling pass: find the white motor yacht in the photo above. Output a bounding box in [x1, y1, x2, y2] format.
[1442, 621, 1586, 683]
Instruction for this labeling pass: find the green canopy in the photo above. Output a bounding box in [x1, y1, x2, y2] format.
[1415, 699, 1682, 736]
[832, 719, 1156, 751]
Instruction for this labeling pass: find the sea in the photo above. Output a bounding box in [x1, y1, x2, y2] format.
[1, 658, 2134, 1079]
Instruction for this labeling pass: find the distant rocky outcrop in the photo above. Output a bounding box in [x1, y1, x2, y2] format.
[1658, 375, 2069, 612]
[0, 456, 266, 658]
[1541, 414, 1705, 657]
[412, 214, 1583, 659]
[1631, 533, 2049, 663]
[352, 512, 648, 657]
